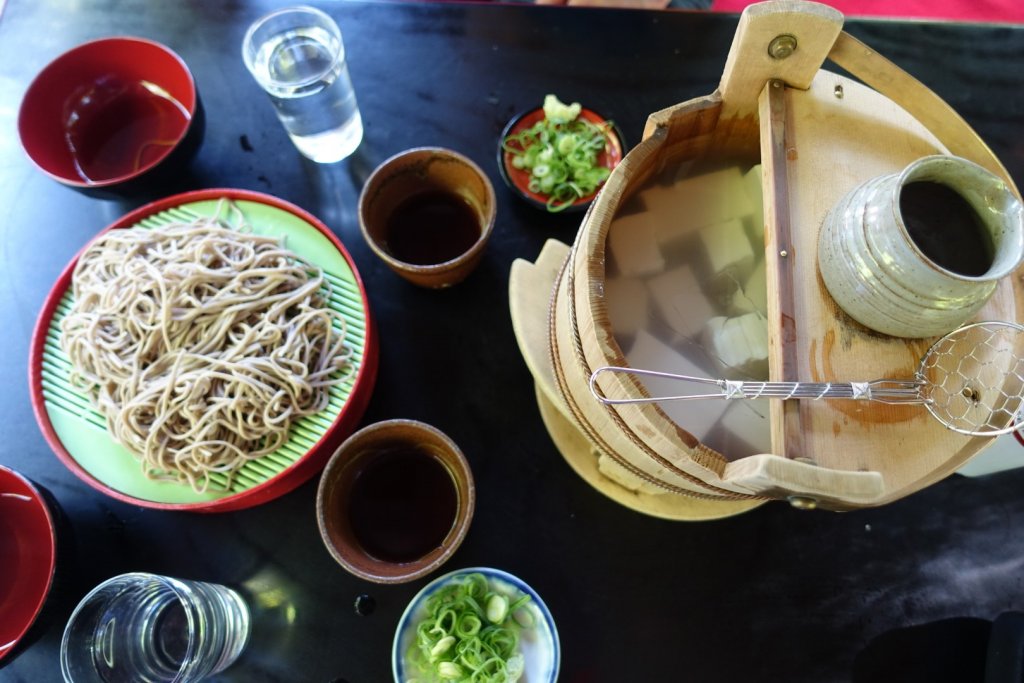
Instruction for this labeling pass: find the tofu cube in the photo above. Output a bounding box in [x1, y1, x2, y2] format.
[637, 167, 755, 248]
[647, 167, 752, 226]
[703, 313, 769, 379]
[700, 217, 755, 281]
[607, 210, 664, 277]
[731, 259, 768, 316]
[647, 265, 714, 339]
[635, 184, 702, 249]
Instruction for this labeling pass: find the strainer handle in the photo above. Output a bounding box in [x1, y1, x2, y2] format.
[589, 366, 926, 405]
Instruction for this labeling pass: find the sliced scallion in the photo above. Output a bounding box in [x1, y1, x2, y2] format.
[503, 94, 614, 212]
[407, 573, 534, 683]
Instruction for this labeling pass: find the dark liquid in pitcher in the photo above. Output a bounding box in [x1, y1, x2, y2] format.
[899, 180, 993, 277]
[347, 447, 458, 563]
[384, 191, 480, 265]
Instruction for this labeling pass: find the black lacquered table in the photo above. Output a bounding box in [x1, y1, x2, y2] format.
[2, 1, 1024, 681]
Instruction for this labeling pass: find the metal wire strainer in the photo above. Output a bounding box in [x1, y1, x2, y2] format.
[589, 321, 1024, 437]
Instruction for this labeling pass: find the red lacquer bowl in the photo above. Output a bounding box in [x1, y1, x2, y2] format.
[0, 466, 58, 664]
[17, 37, 203, 195]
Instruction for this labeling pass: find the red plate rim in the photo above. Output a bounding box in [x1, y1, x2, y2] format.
[497, 106, 624, 212]
[0, 465, 57, 662]
[27, 188, 378, 512]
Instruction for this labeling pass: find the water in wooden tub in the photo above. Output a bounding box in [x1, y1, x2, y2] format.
[605, 162, 771, 461]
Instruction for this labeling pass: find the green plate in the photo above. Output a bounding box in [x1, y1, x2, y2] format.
[39, 199, 367, 504]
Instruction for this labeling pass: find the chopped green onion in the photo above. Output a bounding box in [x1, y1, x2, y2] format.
[407, 573, 534, 683]
[431, 636, 456, 659]
[512, 607, 535, 629]
[455, 613, 482, 639]
[485, 595, 509, 624]
[504, 94, 614, 212]
[438, 662, 464, 680]
[506, 655, 524, 680]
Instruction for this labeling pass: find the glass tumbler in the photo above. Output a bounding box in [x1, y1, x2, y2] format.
[242, 5, 364, 163]
[60, 572, 251, 683]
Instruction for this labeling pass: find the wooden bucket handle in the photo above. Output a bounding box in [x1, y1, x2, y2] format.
[725, 455, 884, 508]
[827, 31, 1018, 193]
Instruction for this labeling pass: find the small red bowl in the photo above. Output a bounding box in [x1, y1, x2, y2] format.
[498, 106, 624, 213]
[17, 37, 203, 196]
[0, 466, 58, 664]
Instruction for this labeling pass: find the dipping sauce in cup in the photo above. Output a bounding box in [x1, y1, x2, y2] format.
[347, 443, 458, 563]
[358, 147, 496, 288]
[316, 419, 475, 584]
[384, 191, 481, 266]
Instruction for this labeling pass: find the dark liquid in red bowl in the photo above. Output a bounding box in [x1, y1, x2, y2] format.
[63, 76, 191, 183]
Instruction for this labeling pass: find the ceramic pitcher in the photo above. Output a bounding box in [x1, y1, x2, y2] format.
[818, 155, 1024, 338]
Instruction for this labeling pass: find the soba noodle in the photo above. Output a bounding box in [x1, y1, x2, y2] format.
[60, 203, 353, 492]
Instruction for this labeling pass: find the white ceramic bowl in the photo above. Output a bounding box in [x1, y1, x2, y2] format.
[392, 567, 560, 682]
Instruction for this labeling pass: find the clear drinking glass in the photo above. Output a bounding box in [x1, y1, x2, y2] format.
[242, 5, 364, 163]
[60, 572, 251, 683]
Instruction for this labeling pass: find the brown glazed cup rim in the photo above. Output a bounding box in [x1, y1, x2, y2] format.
[315, 419, 476, 584]
[357, 147, 497, 276]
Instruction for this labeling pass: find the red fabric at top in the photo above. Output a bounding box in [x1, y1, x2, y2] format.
[711, 0, 1024, 24]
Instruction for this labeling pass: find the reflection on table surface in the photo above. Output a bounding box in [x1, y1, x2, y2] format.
[2, 1, 1024, 681]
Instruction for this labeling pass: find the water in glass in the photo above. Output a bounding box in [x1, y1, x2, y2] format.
[61, 573, 250, 683]
[250, 24, 363, 163]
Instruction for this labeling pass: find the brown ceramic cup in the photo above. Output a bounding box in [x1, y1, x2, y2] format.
[358, 147, 496, 288]
[315, 419, 475, 584]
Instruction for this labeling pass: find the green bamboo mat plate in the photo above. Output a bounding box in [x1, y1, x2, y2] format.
[33, 194, 371, 507]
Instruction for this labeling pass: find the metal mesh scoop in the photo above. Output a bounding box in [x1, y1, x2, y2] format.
[589, 321, 1024, 437]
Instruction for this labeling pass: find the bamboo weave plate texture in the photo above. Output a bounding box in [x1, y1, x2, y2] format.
[30, 191, 375, 510]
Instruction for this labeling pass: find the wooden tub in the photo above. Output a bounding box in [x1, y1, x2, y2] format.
[528, 0, 1022, 515]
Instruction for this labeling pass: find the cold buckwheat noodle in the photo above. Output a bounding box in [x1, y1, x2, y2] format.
[60, 201, 352, 492]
